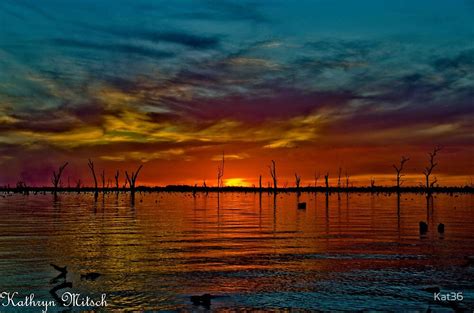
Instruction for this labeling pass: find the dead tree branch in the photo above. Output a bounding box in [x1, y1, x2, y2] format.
[114, 170, 120, 189]
[217, 152, 225, 189]
[393, 156, 409, 189]
[87, 159, 98, 192]
[269, 160, 277, 192]
[52, 162, 68, 190]
[423, 146, 441, 191]
[295, 173, 301, 190]
[125, 165, 143, 192]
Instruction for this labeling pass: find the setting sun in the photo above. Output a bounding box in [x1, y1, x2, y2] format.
[224, 178, 249, 187]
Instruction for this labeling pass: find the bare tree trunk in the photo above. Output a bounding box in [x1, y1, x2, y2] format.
[101, 170, 105, 192]
[217, 152, 225, 190]
[126, 165, 143, 204]
[87, 159, 98, 198]
[393, 156, 409, 190]
[52, 162, 68, 191]
[114, 170, 120, 191]
[314, 171, 320, 189]
[337, 167, 342, 189]
[269, 160, 277, 193]
[423, 147, 441, 193]
[294, 173, 301, 194]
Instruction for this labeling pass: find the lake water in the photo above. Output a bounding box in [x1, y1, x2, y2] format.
[0, 192, 473, 311]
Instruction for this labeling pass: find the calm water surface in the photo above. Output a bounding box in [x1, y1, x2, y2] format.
[0, 192, 473, 312]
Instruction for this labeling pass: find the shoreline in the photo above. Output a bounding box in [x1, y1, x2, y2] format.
[1, 186, 472, 194]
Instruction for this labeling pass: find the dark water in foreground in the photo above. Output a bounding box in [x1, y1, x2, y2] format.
[0, 192, 473, 312]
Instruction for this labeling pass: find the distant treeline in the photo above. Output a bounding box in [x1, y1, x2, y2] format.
[1, 185, 473, 194]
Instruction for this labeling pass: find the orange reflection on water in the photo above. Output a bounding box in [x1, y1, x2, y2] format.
[0, 192, 473, 310]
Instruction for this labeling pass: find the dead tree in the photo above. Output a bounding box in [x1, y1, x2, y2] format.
[114, 170, 120, 189]
[393, 156, 409, 189]
[217, 152, 225, 189]
[370, 178, 376, 188]
[269, 160, 277, 192]
[324, 172, 329, 189]
[100, 170, 105, 190]
[423, 146, 441, 191]
[87, 159, 98, 196]
[203, 180, 208, 195]
[52, 162, 68, 191]
[259, 175, 262, 192]
[337, 167, 342, 189]
[125, 165, 143, 194]
[314, 171, 320, 188]
[75, 179, 82, 189]
[295, 173, 301, 189]
[345, 171, 350, 189]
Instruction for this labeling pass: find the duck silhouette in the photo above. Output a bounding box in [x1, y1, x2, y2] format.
[190, 294, 216, 308]
[419, 221, 428, 235]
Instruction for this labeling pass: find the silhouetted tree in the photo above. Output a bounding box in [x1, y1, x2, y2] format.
[100, 170, 105, 190]
[337, 167, 342, 189]
[269, 160, 277, 192]
[125, 165, 143, 194]
[370, 178, 376, 188]
[314, 171, 320, 188]
[393, 156, 409, 189]
[217, 152, 225, 189]
[295, 173, 301, 190]
[75, 179, 82, 189]
[87, 159, 98, 197]
[259, 175, 262, 192]
[114, 170, 120, 189]
[52, 162, 68, 191]
[345, 171, 350, 189]
[324, 172, 329, 189]
[423, 146, 441, 191]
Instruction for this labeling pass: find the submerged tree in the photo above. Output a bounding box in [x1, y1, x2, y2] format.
[393, 156, 409, 189]
[423, 146, 441, 191]
[324, 172, 329, 189]
[217, 152, 225, 189]
[125, 165, 143, 194]
[294, 173, 301, 189]
[314, 171, 320, 188]
[87, 159, 98, 197]
[269, 160, 277, 192]
[52, 162, 68, 191]
[259, 175, 262, 192]
[337, 168, 342, 189]
[100, 170, 106, 190]
[114, 170, 120, 190]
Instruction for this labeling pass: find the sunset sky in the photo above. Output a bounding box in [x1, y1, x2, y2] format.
[0, 0, 473, 187]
